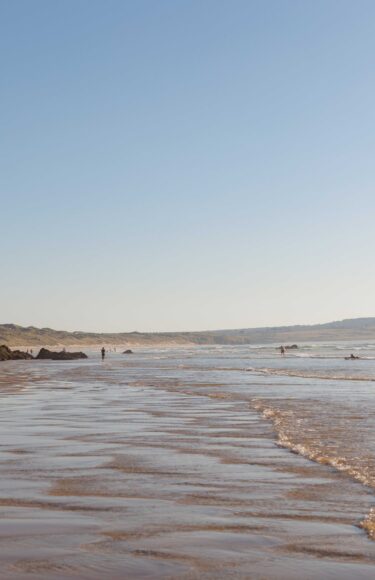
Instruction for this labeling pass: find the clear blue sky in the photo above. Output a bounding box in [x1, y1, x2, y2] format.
[1, 0, 375, 332]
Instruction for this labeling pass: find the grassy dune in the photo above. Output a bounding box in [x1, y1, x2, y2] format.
[1, 318, 375, 347]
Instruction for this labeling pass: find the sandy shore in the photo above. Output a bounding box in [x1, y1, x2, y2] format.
[0, 351, 375, 579]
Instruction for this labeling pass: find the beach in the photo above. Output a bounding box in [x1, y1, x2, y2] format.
[1, 344, 375, 578]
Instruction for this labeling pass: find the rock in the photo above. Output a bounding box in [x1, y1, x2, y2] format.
[36, 348, 88, 360]
[0, 345, 33, 361]
[285, 344, 298, 349]
[11, 349, 34, 360]
[0, 345, 13, 361]
[123, 349, 134, 354]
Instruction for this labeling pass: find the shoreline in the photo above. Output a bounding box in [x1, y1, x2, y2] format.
[1, 346, 375, 577]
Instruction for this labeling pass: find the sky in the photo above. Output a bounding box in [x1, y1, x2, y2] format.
[1, 0, 375, 333]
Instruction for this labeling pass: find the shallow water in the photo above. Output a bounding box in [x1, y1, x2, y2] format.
[1, 342, 375, 578]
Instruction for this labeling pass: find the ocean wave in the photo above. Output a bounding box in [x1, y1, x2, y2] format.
[252, 399, 375, 539]
[252, 400, 375, 487]
[246, 367, 375, 382]
[361, 508, 375, 539]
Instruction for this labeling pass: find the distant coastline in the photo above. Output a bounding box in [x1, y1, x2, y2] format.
[1, 318, 375, 347]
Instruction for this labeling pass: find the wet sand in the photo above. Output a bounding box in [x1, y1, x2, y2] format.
[1, 350, 375, 579]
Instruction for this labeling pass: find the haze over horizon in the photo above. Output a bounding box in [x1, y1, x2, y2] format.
[2, 0, 375, 333]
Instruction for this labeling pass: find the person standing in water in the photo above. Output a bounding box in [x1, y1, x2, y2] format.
[101, 347, 106, 360]
[280, 346, 285, 356]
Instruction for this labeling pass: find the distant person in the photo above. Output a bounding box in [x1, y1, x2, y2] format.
[280, 346, 285, 356]
[101, 347, 106, 360]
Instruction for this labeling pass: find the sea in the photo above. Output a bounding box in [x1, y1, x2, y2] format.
[1, 341, 375, 579]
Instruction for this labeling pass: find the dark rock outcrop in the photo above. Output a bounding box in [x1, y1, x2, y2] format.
[285, 344, 298, 349]
[11, 349, 34, 360]
[36, 348, 87, 360]
[123, 349, 134, 354]
[0, 345, 14, 361]
[0, 345, 33, 361]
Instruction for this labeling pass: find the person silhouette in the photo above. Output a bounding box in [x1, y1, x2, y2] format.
[101, 347, 106, 360]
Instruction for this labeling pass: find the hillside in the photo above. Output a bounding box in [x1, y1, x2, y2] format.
[1, 318, 375, 347]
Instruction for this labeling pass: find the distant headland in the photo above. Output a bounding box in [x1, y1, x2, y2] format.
[1, 318, 375, 347]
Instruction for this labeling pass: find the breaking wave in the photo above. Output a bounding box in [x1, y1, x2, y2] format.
[246, 367, 375, 382]
[252, 399, 375, 539]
